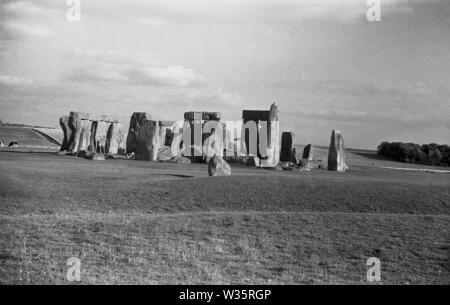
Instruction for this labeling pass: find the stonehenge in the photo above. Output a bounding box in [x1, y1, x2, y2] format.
[59, 112, 125, 156]
[57, 104, 350, 174]
[328, 130, 348, 172]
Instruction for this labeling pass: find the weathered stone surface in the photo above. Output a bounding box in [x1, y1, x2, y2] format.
[59, 116, 72, 151]
[170, 133, 184, 158]
[135, 119, 159, 161]
[281, 162, 296, 170]
[327, 130, 348, 172]
[184, 112, 221, 121]
[302, 144, 314, 161]
[181, 112, 222, 162]
[246, 156, 260, 167]
[126, 112, 151, 154]
[91, 120, 110, 153]
[298, 159, 314, 171]
[106, 123, 125, 155]
[242, 110, 270, 121]
[68, 112, 92, 153]
[157, 147, 174, 161]
[88, 153, 105, 161]
[280, 132, 296, 163]
[174, 156, 191, 164]
[242, 103, 280, 168]
[77, 150, 92, 159]
[208, 156, 231, 176]
[61, 111, 121, 155]
[158, 121, 175, 148]
[202, 124, 224, 163]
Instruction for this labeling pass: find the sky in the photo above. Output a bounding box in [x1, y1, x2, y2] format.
[0, 0, 449, 149]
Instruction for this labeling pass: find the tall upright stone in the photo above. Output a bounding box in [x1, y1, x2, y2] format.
[158, 121, 175, 148]
[182, 111, 222, 162]
[280, 132, 296, 163]
[170, 121, 185, 158]
[327, 130, 348, 172]
[135, 119, 160, 161]
[241, 103, 280, 167]
[202, 122, 224, 163]
[126, 112, 150, 155]
[302, 144, 314, 161]
[59, 116, 72, 151]
[91, 120, 110, 153]
[68, 112, 92, 153]
[106, 122, 125, 155]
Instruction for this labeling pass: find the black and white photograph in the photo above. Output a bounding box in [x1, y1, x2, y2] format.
[0, 0, 449, 290]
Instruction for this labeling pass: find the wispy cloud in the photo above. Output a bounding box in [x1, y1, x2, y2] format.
[0, 75, 33, 86]
[0, 1, 55, 39]
[64, 49, 203, 87]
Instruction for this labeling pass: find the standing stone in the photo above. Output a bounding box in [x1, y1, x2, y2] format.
[182, 111, 222, 162]
[135, 119, 159, 161]
[126, 112, 150, 155]
[241, 103, 280, 168]
[158, 121, 175, 148]
[328, 130, 348, 172]
[280, 132, 296, 163]
[68, 112, 92, 153]
[208, 156, 231, 176]
[302, 144, 314, 161]
[106, 123, 125, 155]
[91, 120, 110, 153]
[202, 123, 224, 163]
[59, 116, 72, 151]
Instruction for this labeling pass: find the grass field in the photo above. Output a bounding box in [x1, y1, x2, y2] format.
[0, 151, 449, 284]
[0, 126, 60, 150]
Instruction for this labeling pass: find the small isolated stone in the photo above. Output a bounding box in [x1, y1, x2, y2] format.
[157, 147, 173, 161]
[298, 159, 314, 171]
[208, 156, 231, 176]
[175, 156, 191, 164]
[89, 153, 105, 161]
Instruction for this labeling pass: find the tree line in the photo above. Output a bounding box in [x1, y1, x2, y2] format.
[377, 142, 450, 166]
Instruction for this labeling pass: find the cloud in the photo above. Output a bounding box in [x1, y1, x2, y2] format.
[0, 0, 55, 39]
[0, 75, 33, 86]
[2, 21, 51, 37]
[134, 17, 168, 27]
[64, 49, 203, 87]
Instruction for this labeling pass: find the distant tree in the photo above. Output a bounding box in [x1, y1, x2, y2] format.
[377, 141, 449, 167]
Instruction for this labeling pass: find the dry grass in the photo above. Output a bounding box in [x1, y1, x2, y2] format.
[0, 151, 449, 284]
